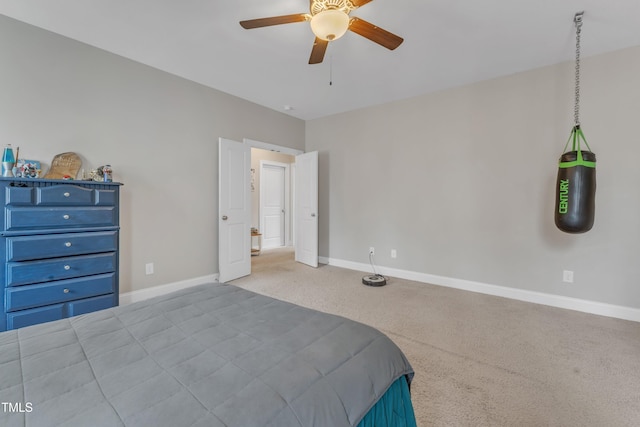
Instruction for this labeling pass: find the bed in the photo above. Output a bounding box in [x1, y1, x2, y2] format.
[0, 282, 415, 426]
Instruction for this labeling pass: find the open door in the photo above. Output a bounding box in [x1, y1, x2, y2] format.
[218, 138, 251, 282]
[295, 151, 318, 267]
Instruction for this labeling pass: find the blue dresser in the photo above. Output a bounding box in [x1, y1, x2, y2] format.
[0, 178, 122, 331]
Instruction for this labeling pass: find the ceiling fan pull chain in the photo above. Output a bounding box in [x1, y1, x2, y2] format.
[329, 55, 333, 86]
[574, 11, 583, 128]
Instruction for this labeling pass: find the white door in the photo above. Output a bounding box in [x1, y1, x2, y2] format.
[295, 151, 318, 267]
[218, 138, 251, 282]
[260, 163, 287, 249]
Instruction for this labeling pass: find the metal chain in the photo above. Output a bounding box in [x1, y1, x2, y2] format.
[574, 12, 583, 127]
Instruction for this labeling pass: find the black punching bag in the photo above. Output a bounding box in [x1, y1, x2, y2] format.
[555, 126, 596, 233]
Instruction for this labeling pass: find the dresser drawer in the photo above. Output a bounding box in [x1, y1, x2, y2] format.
[5, 206, 116, 231]
[6, 273, 115, 312]
[6, 252, 117, 286]
[5, 185, 117, 206]
[36, 185, 117, 206]
[5, 186, 34, 205]
[6, 231, 118, 261]
[5, 294, 116, 330]
[6, 303, 64, 330]
[36, 185, 93, 205]
[68, 294, 116, 317]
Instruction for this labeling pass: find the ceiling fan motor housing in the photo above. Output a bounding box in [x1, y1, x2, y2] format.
[310, 0, 356, 16]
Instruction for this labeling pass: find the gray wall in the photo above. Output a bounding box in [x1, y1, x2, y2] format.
[3, 13, 639, 310]
[306, 45, 640, 309]
[0, 16, 305, 294]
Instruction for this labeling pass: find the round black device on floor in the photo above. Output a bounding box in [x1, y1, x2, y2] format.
[362, 274, 387, 287]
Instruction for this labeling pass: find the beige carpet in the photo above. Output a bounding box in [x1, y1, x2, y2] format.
[232, 247, 640, 427]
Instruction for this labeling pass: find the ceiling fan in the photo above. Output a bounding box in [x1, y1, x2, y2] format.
[239, 0, 404, 64]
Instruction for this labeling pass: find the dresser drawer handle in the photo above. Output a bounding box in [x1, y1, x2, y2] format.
[64, 265, 71, 270]
[65, 242, 72, 247]
[64, 192, 70, 197]
[63, 214, 70, 220]
[63, 288, 70, 294]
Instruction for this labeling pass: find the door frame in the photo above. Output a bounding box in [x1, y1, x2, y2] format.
[244, 139, 304, 157]
[259, 160, 291, 249]
[218, 139, 315, 275]
[246, 138, 302, 253]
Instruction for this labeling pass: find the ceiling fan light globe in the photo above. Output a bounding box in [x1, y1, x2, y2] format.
[310, 10, 349, 41]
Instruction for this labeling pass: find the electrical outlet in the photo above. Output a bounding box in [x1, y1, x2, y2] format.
[369, 247, 375, 255]
[563, 270, 574, 283]
[391, 249, 397, 258]
[145, 263, 154, 275]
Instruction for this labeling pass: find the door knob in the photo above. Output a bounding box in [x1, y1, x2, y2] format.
[222, 215, 228, 221]
[311, 213, 316, 217]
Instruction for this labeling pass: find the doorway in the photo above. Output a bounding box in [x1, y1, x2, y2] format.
[250, 145, 296, 265]
[218, 138, 317, 283]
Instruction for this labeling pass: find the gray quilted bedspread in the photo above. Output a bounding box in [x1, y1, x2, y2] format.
[0, 282, 413, 427]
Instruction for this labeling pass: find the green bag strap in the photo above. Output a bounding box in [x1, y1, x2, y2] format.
[559, 126, 595, 169]
[562, 126, 593, 152]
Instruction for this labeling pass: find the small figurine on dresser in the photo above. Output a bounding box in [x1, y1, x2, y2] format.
[88, 165, 114, 182]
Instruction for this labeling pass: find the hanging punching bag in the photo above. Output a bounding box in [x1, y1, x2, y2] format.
[555, 125, 596, 233]
[555, 12, 596, 234]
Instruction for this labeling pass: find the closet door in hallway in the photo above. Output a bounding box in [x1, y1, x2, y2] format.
[260, 161, 289, 249]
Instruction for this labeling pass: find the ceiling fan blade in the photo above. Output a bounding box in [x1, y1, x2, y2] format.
[240, 14, 308, 29]
[348, 17, 404, 50]
[309, 38, 329, 64]
[351, 0, 374, 7]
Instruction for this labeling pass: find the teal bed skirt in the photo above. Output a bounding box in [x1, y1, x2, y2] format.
[357, 375, 417, 427]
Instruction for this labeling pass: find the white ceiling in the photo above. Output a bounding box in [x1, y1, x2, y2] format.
[1, 0, 639, 120]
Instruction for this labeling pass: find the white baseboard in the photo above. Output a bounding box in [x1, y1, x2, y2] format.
[321, 257, 640, 323]
[119, 274, 219, 305]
